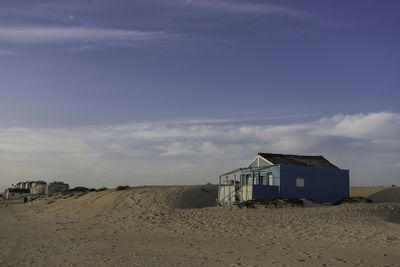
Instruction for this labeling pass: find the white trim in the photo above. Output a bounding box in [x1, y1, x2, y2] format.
[258, 155, 274, 166]
[248, 155, 274, 167]
[247, 156, 260, 167]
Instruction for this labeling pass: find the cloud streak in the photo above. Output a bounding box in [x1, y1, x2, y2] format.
[0, 49, 17, 56]
[185, 0, 308, 16]
[0, 112, 399, 190]
[0, 26, 173, 47]
[182, 0, 334, 25]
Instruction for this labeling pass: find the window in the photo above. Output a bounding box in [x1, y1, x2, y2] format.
[296, 177, 304, 187]
[268, 173, 273, 186]
[260, 172, 267, 185]
[254, 173, 259, 185]
[247, 174, 253, 185]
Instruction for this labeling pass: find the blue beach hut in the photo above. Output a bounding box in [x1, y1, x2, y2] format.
[218, 153, 349, 205]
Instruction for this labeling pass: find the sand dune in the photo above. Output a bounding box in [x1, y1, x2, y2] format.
[350, 186, 388, 198]
[351, 186, 400, 203]
[368, 187, 400, 203]
[1, 186, 400, 266]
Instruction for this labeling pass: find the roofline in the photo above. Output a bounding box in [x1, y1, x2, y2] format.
[247, 154, 275, 168]
[255, 154, 275, 166]
[258, 152, 326, 157]
[320, 158, 339, 169]
[241, 165, 278, 173]
[257, 152, 339, 169]
[219, 168, 245, 177]
[220, 164, 279, 177]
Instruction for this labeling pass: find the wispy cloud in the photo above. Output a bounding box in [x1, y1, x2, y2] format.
[185, 0, 306, 16]
[112, 113, 311, 127]
[182, 0, 329, 24]
[0, 26, 174, 47]
[0, 49, 18, 56]
[0, 112, 399, 189]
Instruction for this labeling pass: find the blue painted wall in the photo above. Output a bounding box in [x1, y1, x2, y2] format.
[252, 185, 280, 200]
[266, 165, 281, 186]
[279, 164, 349, 203]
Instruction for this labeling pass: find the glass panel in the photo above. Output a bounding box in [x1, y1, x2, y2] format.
[254, 173, 259, 185]
[247, 174, 253, 185]
[241, 175, 245, 185]
[296, 177, 304, 187]
[249, 158, 258, 168]
[258, 157, 271, 167]
[260, 173, 267, 185]
[268, 174, 273, 186]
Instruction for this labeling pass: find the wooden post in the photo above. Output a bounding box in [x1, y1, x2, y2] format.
[218, 175, 221, 205]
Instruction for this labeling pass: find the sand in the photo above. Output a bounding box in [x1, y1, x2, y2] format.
[368, 187, 400, 203]
[1, 185, 400, 266]
[351, 186, 400, 203]
[350, 186, 388, 198]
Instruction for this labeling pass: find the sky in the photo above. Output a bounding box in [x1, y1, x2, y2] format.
[0, 0, 399, 190]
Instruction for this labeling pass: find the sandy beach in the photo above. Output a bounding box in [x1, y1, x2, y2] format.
[1, 186, 400, 266]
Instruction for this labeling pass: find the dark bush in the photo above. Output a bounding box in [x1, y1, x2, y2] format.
[334, 196, 372, 205]
[63, 194, 74, 199]
[69, 187, 89, 192]
[237, 201, 256, 209]
[236, 198, 305, 208]
[96, 187, 108, 192]
[201, 188, 210, 193]
[116, 185, 130, 191]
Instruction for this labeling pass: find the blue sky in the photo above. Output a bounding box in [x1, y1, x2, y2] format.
[0, 0, 399, 189]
